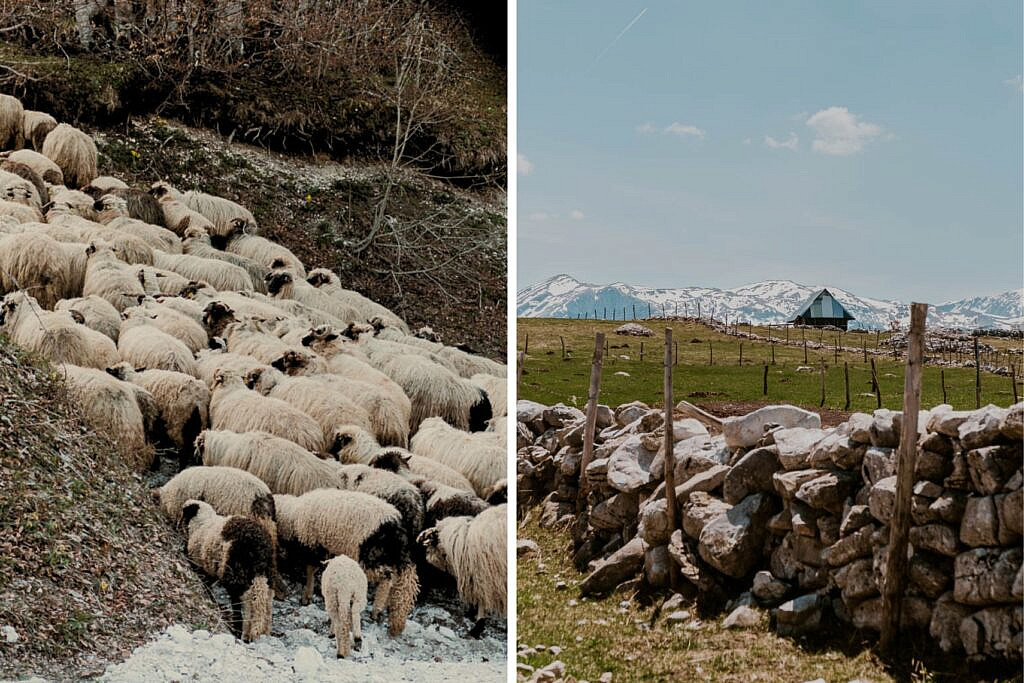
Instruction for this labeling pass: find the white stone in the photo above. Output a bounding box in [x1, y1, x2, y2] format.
[722, 405, 821, 449]
[292, 646, 322, 677]
[723, 605, 760, 628]
[1, 625, 19, 643]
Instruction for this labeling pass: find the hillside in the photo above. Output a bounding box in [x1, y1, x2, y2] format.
[518, 275, 1023, 332]
[0, 341, 224, 680]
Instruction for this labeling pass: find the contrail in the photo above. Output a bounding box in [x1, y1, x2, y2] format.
[591, 7, 648, 67]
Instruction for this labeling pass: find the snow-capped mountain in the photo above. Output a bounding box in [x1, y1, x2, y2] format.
[517, 275, 1024, 330]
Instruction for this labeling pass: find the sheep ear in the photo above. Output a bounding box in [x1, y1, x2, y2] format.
[181, 501, 201, 525]
[41, 200, 53, 213]
[416, 527, 439, 548]
[300, 331, 315, 347]
[68, 310, 85, 325]
[85, 243, 97, 255]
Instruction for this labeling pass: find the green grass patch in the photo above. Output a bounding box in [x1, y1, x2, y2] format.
[518, 319, 1021, 412]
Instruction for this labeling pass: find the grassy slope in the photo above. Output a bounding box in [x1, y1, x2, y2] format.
[518, 318, 1020, 411]
[0, 340, 223, 680]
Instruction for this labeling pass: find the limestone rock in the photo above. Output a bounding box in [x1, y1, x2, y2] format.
[861, 446, 896, 486]
[614, 401, 650, 427]
[606, 435, 658, 493]
[823, 523, 875, 567]
[518, 539, 540, 556]
[930, 592, 973, 653]
[775, 593, 823, 636]
[954, 547, 1022, 605]
[681, 491, 731, 540]
[929, 408, 972, 438]
[698, 492, 775, 578]
[839, 504, 874, 536]
[916, 449, 953, 482]
[672, 464, 730, 505]
[999, 488, 1023, 536]
[673, 418, 709, 441]
[774, 427, 828, 470]
[644, 544, 672, 588]
[910, 524, 959, 557]
[848, 412, 873, 444]
[517, 399, 547, 427]
[868, 476, 897, 523]
[929, 491, 968, 525]
[543, 403, 585, 429]
[835, 558, 878, 601]
[1000, 402, 1023, 441]
[722, 446, 780, 504]
[773, 469, 828, 500]
[795, 471, 857, 516]
[959, 605, 1023, 660]
[869, 409, 901, 448]
[909, 553, 951, 599]
[960, 496, 1000, 547]
[958, 405, 1009, 450]
[751, 570, 789, 604]
[590, 492, 639, 531]
[852, 596, 931, 631]
[723, 605, 760, 628]
[579, 536, 647, 596]
[966, 444, 1022, 495]
[638, 498, 672, 546]
[722, 405, 821, 449]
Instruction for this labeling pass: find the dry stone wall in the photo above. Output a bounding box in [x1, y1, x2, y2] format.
[517, 398, 1023, 662]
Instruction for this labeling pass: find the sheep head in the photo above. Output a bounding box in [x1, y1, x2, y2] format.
[416, 527, 450, 573]
[368, 448, 411, 473]
[264, 270, 293, 297]
[305, 269, 336, 288]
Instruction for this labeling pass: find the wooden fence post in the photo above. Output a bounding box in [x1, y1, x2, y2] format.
[697, 301, 701, 320]
[674, 341, 678, 366]
[1012, 363, 1019, 404]
[834, 337, 839, 364]
[880, 302, 927, 652]
[974, 336, 981, 409]
[640, 341, 644, 362]
[844, 362, 850, 410]
[708, 341, 713, 366]
[771, 342, 775, 366]
[517, 351, 525, 391]
[739, 342, 743, 366]
[786, 326, 790, 344]
[762, 364, 768, 396]
[663, 329, 679, 570]
[560, 336, 566, 359]
[870, 358, 882, 408]
[941, 369, 947, 404]
[863, 338, 867, 363]
[576, 333, 606, 512]
[803, 339, 808, 364]
[632, 304, 636, 320]
[819, 363, 826, 407]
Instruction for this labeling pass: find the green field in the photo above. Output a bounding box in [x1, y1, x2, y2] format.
[517, 318, 1022, 412]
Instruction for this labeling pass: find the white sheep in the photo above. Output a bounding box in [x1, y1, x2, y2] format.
[0, 291, 119, 369]
[267, 375, 373, 445]
[265, 270, 361, 324]
[225, 230, 306, 277]
[196, 429, 340, 496]
[182, 191, 257, 238]
[41, 123, 97, 188]
[321, 555, 368, 658]
[209, 370, 324, 451]
[21, 110, 56, 151]
[82, 242, 148, 312]
[181, 226, 268, 292]
[305, 373, 408, 447]
[0, 231, 74, 308]
[136, 265, 192, 297]
[418, 503, 506, 637]
[0, 94, 24, 149]
[123, 298, 208, 353]
[152, 251, 254, 293]
[332, 463, 425, 539]
[367, 447, 475, 493]
[117, 318, 200, 377]
[328, 425, 384, 464]
[55, 295, 120, 341]
[470, 373, 507, 417]
[306, 268, 408, 333]
[410, 417, 505, 498]
[5, 148, 62, 184]
[195, 349, 278, 392]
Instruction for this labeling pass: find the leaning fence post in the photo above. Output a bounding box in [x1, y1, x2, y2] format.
[762, 363, 768, 396]
[560, 335, 565, 359]
[524, 332, 529, 355]
[576, 333, 606, 513]
[881, 302, 928, 652]
[941, 368, 947, 404]
[708, 341, 713, 366]
[663, 328, 679, 546]
[974, 336, 981, 408]
[739, 342, 743, 366]
[870, 358, 882, 408]
[640, 341, 645, 362]
[1012, 363, 1019, 404]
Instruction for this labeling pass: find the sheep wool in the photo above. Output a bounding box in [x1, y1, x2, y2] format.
[86, 176, 129, 194]
[310, 373, 409, 447]
[328, 425, 382, 465]
[418, 504, 506, 636]
[82, 243, 148, 312]
[118, 319, 200, 378]
[369, 447, 475, 493]
[136, 265, 192, 297]
[105, 216, 182, 254]
[21, 110, 56, 151]
[124, 299, 208, 352]
[195, 349, 276, 392]
[182, 227, 268, 292]
[0, 291, 119, 369]
[152, 251, 254, 293]
[373, 352, 492, 433]
[156, 197, 216, 237]
[0, 160, 48, 205]
[470, 373, 507, 417]
[418, 480, 490, 529]
[0, 169, 42, 208]
[0, 199, 42, 224]
[226, 232, 306, 277]
[321, 555, 367, 658]
[332, 463, 425, 540]
[268, 375, 374, 446]
[306, 268, 408, 334]
[182, 499, 273, 642]
[437, 345, 506, 380]
[41, 123, 97, 189]
[158, 466, 276, 532]
[55, 295, 120, 341]
[182, 190, 257, 238]
[276, 488, 418, 635]
[265, 270, 361, 325]
[55, 363, 152, 469]
[108, 188, 166, 228]
[410, 417, 505, 499]
[197, 429, 341, 496]
[209, 370, 324, 451]
[0, 231, 73, 308]
[0, 94, 24, 150]
[6, 148, 61, 185]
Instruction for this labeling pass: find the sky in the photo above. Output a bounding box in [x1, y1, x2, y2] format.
[517, 1, 1023, 304]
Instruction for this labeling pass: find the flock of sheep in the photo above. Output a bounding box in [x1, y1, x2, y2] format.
[0, 93, 507, 658]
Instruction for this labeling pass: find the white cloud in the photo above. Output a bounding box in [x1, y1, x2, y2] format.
[569, 209, 585, 221]
[527, 212, 549, 221]
[742, 138, 752, 145]
[1006, 75, 1024, 93]
[805, 107, 883, 156]
[764, 132, 799, 150]
[664, 122, 705, 139]
[517, 153, 534, 175]
[635, 122, 656, 134]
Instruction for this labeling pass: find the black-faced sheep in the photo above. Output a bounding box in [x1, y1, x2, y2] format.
[418, 480, 491, 529]
[436, 345, 507, 380]
[198, 297, 289, 338]
[410, 417, 505, 499]
[0, 231, 74, 308]
[209, 370, 324, 451]
[103, 188, 166, 228]
[5, 148, 62, 185]
[195, 349, 277, 392]
[370, 352, 492, 434]
[41, 123, 97, 189]
[196, 429, 341, 496]
[328, 425, 383, 464]
[0, 94, 24, 150]
[273, 489, 419, 635]
[107, 363, 209, 471]
[0, 291, 119, 369]
[55, 295, 120, 341]
[322, 555, 368, 658]
[182, 191, 257, 238]
[221, 319, 325, 376]
[418, 503, 506, 637]
[470, 373, 507, 417]
[118, 318, 200, 378]
[81, 243, 152, 308]
[225, 228, 306, 277]
[152, 251, 254, 293]
[182, 226, 268, 293]
[157, 465, 276, 536]
[181, 499, 274, 642]
[332, 463, 425, 540]
[21, 110, 55, 151]
[0, 199, 42, 223]
[265, 270, 361, 325]
[136, 265, 192, 297]
[306, 268, 408, 333]
[55, 363, 153, 469]
[367, 447, 475, 493]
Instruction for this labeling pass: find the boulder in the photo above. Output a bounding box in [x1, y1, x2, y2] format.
[681, 491, 731, 540]
[910, 524, 959, 557]
[595, 404, 614, 429]
[751, 570, 789, 604]
[722, 405, 821, 449]
[915, 449, 953, 482]
[773, 468, 828, 500]
[929, 407, 972, 437]
[585, 457, 610, 486]
[1000, 402, 1023, 441]
[869, 409, 901, 447]
[959, 605, 1023, 661]
[958, 405, 1010, 450]
[839, 504, 874, 537]
[698, 492, 775, 578]
[775, 593, 823, 636]
[909, 553, 951, 599]
[614, 401, 650, 427]
[773, 427, 828, 470]
[673, 418, 709, 441]
[929, 591, 973, 652]
[848, 412, 873, 444]
[517, 539, 540, 556]
[823, 523, 875, 567]
[960, 496, 1000, 547]
[966, 444, 1022, 495]
[543, 403, 585, 429]
[795, 471, 858, 515]
[606, 435, 658, 493]
[722, 605, 760, 629]
[834, 558, 877, 601]
[929, 492, 968, 525]
[671, 464, 730, 505]
[861, 446, 896, 485]
[999, 489, 1023, 536]
[868, 476, 897, 523]
[723, 446, 781, 504]
[769, 534, 801, 581]
[792, 534, 824, 567]
[813, 432, 866, 470]
[517, 421, 535, 450]
[954, 547, 1022, 605]
[590, 492, 639, 532]
[644, 544, 672, 588]
[517, 399, 547, 427]
[579, 536, 647, 596]
[789, 500, 819, 538]
[555, 420, 587, 450]
[638, 498, 672, 546]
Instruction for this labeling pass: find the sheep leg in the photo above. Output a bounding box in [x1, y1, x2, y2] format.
[469, 608, 486, 639]
[229, 595, 243, 639]
[351, 596, 364, 652]
[371, 575, 393, 622]
[302, 564, 316, 606]
[336, 600, 351, 659]
[386, 565, 419, 637]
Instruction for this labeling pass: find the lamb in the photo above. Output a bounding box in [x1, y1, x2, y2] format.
[199, 297, 289, 338]
[209, 370, 324, 451]
[332, 463, 425, 540]
[181, 190, 257, 238]
[118, 318, 200, 377]
[470, 373, 507, 417]
[55, 363, 152, 468]
[196, 429, 341, 496]
[41, 123, 97, 188]
[267, 375, 374, 445]
[55, 295, 121, 341]
[1, 159, 48, 205]
[181, 499, 273, 642]
[0, 231, 74, 308]
[225, 228, 306, 277]
[5, 148, 62, 184]
[0, 291, 119, 369]
[371, 352, 492, 433]
[106, 363, 209, 470]
[321, 555, 368, 658]
[152, 251, 254, 293]
[123, 298, 208, 352]
[367, 447, 475, 493]
[182, 226, 268, 292]
[418, 504, 506, 637]
[273, 489, 418, 635]
[410, 417, 506, 498]
[0, 94, 24, 150]
[305, 268, 408, 333]
[21, 110, 56, 151]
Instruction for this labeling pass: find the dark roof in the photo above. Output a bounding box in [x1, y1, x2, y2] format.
[787, 288, 855, 322]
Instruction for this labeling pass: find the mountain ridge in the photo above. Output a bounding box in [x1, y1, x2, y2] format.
[517, 274, 1023, 330]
